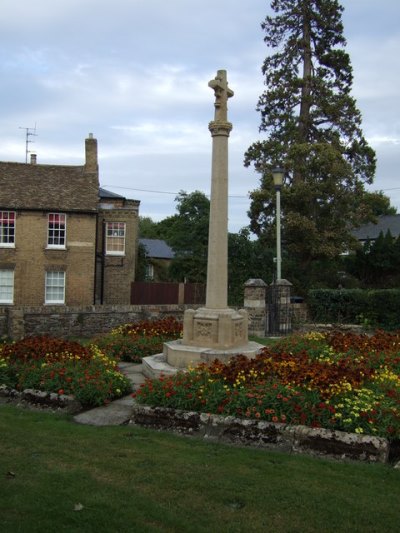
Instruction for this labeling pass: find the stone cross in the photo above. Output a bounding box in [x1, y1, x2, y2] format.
[208, 70, 234, 122]
[205, 70, 233, 310]
[143, 69, 260, 374]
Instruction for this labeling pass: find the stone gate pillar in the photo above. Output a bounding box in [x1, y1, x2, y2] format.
[244, 279, 267, 337]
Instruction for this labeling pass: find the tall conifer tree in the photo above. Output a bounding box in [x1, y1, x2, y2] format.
[245, 0, 376, 269]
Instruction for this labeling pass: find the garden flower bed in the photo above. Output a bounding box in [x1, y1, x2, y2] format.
[94, 316, 183, 362]
[133, 331, 400, 446]
[0, 336, 131, 408]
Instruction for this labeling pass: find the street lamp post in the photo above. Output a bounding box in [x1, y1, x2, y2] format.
[272, 167, 284, 281]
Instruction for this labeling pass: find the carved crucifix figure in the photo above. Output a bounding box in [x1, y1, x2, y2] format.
[208, 70, 234, 122]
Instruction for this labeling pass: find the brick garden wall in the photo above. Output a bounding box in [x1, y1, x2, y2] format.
[0, 300, 308, 341]
[0, 278, 309, 340]
[1, 304, 201, 340]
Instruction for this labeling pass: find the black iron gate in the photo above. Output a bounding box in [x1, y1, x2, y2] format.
[266, 280, 292, 336]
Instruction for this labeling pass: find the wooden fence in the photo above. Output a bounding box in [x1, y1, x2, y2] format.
[131, 282, 205, 305]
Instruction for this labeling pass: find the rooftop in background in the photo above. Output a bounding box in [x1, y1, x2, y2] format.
[99, 187, 125, 199]
[0, 161, 99, 212]
[352, 214, 400, 242]
[139, 238, 175, 259]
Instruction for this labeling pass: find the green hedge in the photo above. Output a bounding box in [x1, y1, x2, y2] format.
[308, 288, 400, 330]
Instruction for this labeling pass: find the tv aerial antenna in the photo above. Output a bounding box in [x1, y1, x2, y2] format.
[19, 123, 37, 163]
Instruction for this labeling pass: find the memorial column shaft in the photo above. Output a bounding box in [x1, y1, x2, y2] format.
[206, 124, 231, 308]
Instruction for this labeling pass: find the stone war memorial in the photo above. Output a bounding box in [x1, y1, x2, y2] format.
[143, 70, 263, 378]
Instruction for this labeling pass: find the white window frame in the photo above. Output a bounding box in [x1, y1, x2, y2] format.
[45, 271, 65, 304]
[47, 213, 66, 249]
[0, 211, 16, 248]
[105, 222, 126, 256]
[145, 263, 154, 281]
[0, 269, 14, 304]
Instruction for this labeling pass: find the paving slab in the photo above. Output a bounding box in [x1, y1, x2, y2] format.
[73, 362, 141, 426]
[73, 397, 135, 426]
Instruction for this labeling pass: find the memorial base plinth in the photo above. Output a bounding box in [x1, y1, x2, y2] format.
[142, 339, 264, 379]
[142, 307, 264, 379]
[182, 307, 249, 349]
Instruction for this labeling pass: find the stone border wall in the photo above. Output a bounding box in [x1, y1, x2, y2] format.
[1, 304, 201, 340]
[130, 405, 392, 464]
[0, 384, 82, 414]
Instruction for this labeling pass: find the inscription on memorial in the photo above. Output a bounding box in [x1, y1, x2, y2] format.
[195, 321, 213, 338]
[234, 320, 244, 340]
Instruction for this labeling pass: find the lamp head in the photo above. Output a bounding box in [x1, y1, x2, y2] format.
[272, 167, 285, 189]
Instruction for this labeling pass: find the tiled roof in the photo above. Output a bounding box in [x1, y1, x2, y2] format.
[352, 214, 400, 241]
[99, 187, 125, 199]
[139, 238, 175, 259]
[0, 161, 99, 212]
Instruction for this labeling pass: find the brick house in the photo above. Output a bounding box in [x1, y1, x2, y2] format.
[139, 238, 175, 281]
[97, 187, 140, 304]
[0, 134, 139, 306]
[352, 214, 400, 245]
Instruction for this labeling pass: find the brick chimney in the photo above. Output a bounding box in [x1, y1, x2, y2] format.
[30, 153, 37, 165]
[85, 133, 98, 172]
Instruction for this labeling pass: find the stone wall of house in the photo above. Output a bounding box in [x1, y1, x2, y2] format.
[1, 304, 201, 340]
[0, 308, 7, 337]
[96, 201, 140, 305]
[0, 211, 96, 306]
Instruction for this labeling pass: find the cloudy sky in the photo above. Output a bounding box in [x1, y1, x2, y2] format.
[1, 0, 399, 232]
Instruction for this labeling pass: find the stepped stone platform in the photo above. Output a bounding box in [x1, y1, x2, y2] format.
[142, 340, 264, 379]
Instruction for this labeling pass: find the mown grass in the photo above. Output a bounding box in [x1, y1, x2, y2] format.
[249, 335, 280, 346]
[1, 404, 399, 532]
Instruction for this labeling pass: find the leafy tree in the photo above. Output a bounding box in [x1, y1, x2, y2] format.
[138, 216, 161, 238]
[345, 231, 400, 288]
[135, 242, 148, 281]
[228, 229, 275, 305]
[145, 191, 277, 298]
[245, 0, 376, 275]
[358, 190, 397, 220]
[162, 190, 210, 283]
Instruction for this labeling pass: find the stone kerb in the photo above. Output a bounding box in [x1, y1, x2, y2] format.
[130, 405, 391, 464]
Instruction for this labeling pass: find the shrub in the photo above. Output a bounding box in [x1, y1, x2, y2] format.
[95, 317, 183, 363]
[114, 316, 182, 339]
[307, 289, 368, 323]
[308, 288, 400, 330]
[0, 336, 131, 407]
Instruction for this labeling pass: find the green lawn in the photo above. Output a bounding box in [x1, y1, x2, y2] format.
[1, 405, 399, 532]
[249, 335, 279, 346]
